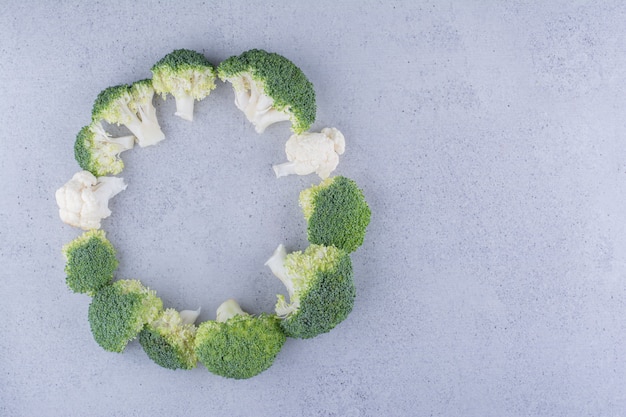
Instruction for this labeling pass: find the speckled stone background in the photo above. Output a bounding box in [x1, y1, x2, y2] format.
[2, 1, 626, 416]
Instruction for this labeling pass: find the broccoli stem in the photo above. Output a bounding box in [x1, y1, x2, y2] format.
[216, 299, 247, 323]
[116, 98, 146, 140]
[265, 244, 294, 297]
[179, 307, 201, 325]
[91, 122, 135, 151]
[253, 109, 291, 133]
[233, 76, 291, 133]
[102, 135, 135, 151]
[174, 94, 195, 121]
[234, 89, 250, 112]
[272, 161, 300, 178]
[135, 107, 166, 147]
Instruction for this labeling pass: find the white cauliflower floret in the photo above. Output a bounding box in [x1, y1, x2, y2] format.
[55, 171, 127, 230]
[272, 128, 345, 179]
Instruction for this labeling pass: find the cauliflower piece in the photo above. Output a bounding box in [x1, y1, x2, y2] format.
[55, 171, 127, 230]
[272, 128, 345, 179]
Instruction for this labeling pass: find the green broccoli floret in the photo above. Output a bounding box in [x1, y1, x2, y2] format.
[265, 244, 355, 339]
[62, 230, 118, 295]
[194, 299, 286, 379]
[218, 49, 316, 134]
[88, 280, 163, 353]
[91, 82, 165, 148]
[151, 49, 217, 122]
[299, 176, 371, 253]
[74, 122, 135, 176]
[139, 308, 200, 370]
[128, 79, 165, 147]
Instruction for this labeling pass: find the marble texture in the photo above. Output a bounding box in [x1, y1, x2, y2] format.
[2, 1, 626, 416]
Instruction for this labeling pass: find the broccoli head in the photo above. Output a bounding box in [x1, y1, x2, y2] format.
[151, 49, 217, 121]
[91, 83, 165, 147]
[194, 299, 286, 379]
[300, 176, 371, 253]
[88, 279, 163, 353]
[265, 244, 355, 339]
[139, 308, 200, 370]
[218, 49, 316, 134]
[74, 122, 135, 176]
[62, 230, 118, 295]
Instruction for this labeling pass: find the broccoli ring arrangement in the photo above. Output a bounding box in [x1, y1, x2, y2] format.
[55, 49, 371, 379]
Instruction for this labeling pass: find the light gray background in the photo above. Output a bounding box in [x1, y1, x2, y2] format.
[2, 1, 626, 416]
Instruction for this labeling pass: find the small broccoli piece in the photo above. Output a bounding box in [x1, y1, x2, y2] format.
[265, 244, 355, 339]
[62, 230, 118, 295]
[139, 308, 200, 370]
[194, 299, 286, 379]
[218, 49, 316, 134]
[92, 83, 165, 147]
[88, 280, 163, 353]
[299, 176, 371, 253]
[151, 49, 217, 121]
[74, 122, 135, 176]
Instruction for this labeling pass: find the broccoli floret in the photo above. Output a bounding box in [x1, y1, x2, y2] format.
[151, 49, 217, 121]
[74, 122, 135, 176]
[299, 176, 371, 253]
[194, 299, 286, 379]
[62, 230, 118, 295]
[265, 244, 355, 339]
[88, 280, 163, 353]
[91, 83, 165, 148]
[128, 79, 166, 147]
[139, 308, 200, 370]
[218, 49, 316, 134]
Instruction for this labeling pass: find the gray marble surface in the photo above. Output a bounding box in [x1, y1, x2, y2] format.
[2, 1, 626, 416]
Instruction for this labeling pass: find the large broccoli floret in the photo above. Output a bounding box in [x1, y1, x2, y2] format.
[91, 83, 165, 147]
[194, 299, 286, 379]
[62, 230, 118, 295]
[299, 176, 371, 253]
[265, 244, 355, 339]
[88, 280, 163, 353]
[139, 308, 200, 370]
[151, 49, 217, 121]
[218, 49, 316, 134]
[74, 122, 135, 176]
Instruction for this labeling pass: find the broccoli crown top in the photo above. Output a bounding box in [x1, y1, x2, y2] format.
[152, 49, 213, 72]
[130, 79, 155, 104]
[74, 125, 98, 175]
[218, 49, 316, 133]
[280, 245, 355, 339]
[74, 124, 128, 177]
[195, 313, 286, 379]
[88, 280, 163, 353]
[299, 176, 371, 253]
[151, 49, 217, 99]
[139, 309, 197, 370]
[91, 84, 134, 124]
[62, 229, 118, 295]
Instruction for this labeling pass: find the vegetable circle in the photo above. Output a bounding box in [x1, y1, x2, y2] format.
[57, 48, 370, 378]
